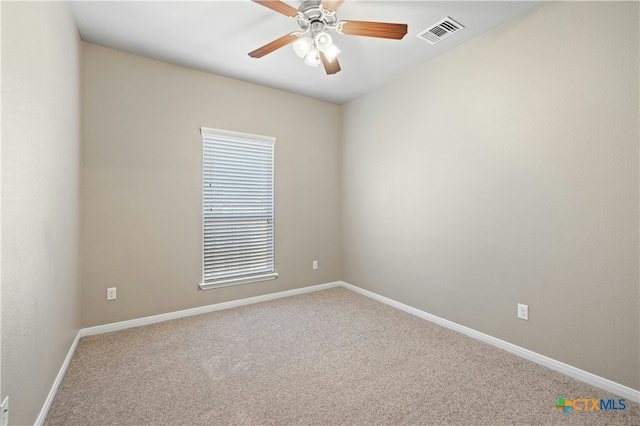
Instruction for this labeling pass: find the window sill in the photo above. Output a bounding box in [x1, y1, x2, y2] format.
[199, 272, 278, 290]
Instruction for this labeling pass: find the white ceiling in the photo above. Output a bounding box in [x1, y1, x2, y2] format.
[70, 1, 541, 104]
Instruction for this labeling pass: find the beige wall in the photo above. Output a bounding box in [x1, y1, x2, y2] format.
[341, 1, 639, 390]
[81, 43, 342, 327]
[1, 2, 82, 424]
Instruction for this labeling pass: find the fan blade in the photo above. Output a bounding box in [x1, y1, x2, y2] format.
[252, 0, 299, 18]
[320, 52, 341, 75]
[249, 33, 298, 58]
[321, 0, 344, 13]
[339, 20, 408, 40]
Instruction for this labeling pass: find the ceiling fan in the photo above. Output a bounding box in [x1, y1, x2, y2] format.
[248, 0, 408, 75]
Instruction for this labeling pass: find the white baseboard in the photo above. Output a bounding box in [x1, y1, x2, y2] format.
[339, 281, 640, 404]
[81, 281, 342, 337]
[34, 330, 82, 426]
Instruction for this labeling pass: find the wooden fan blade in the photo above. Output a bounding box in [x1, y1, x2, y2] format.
[320, 52, 341, 75]
[339, 20, 408, 40]
[321, 0, 344, 12]
[252, 0, 299, 18]
[249, 33, 298, 58]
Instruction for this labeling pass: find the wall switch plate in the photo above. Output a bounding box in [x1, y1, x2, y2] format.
[107, 287, 117, 301]
[312, 260, 318, 270]
[518, 303, 529, 320]
[2, 396, 8, 426]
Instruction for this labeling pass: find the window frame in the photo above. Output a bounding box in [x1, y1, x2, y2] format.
[199, 127, 277, 290]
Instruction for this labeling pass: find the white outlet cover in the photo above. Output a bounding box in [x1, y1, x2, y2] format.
[107, 287, 117, 300]
[518, 303, 529, 321]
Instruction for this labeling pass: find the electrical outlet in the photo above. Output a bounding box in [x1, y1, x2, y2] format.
[107, 287, 117, 301]
[312, 260, 318, 270]
[518, 303, 529, 321]
[2, 396, 9, 426]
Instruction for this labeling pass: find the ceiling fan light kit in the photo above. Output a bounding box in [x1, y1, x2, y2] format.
[249, 0, 408, 75]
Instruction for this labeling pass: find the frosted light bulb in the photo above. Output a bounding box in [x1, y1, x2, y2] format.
[304, 47, 321, 67]
[314, 32, 333, 52]
[293, 37, 313, 58]
[323, 44, 341, 63]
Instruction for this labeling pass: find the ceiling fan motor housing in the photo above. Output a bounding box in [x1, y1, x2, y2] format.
[297, 0, 338, 35]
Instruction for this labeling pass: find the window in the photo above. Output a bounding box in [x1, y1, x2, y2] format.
[200, 127, 277, 290]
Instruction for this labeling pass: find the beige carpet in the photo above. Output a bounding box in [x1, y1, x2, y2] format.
[45, 287, 638, 425]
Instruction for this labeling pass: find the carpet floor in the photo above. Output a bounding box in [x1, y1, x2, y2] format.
[45, 287, 638, 425]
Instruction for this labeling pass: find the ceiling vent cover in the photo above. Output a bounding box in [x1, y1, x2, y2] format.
[417, 17, 464, 45]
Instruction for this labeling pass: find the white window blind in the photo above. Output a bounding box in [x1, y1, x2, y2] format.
[200, 128, 277, 290]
